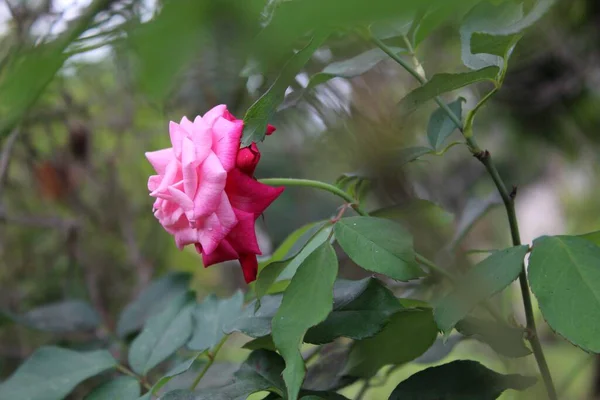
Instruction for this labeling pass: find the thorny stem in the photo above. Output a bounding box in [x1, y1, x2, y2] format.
[189, 335, 229, 390]
[116, 364, 152, 391]
[373, 35, 558, 400]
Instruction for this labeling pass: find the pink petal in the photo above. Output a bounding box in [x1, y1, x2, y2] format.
[226, 209, 261, 254]
[148, 175, 161, 192]
[169, 122, 184, 159]
[173, 226, 199, 250]
[212, 117, 243, 171]
[192, 152, 226, 220]
[179, 116, 194, 136]
[191, 116, 213, 161]
[225, 169, 284, 215]
[201, 239, 239, 267]
[181, 137, 199, 198]
[150, 159, 179, 197]
[197, 213, 227, 255]
[240, 254, 259, 283]
[167, 186, 193, 211]
[146, 148, 174, 175]
[201, 105, 227, 126]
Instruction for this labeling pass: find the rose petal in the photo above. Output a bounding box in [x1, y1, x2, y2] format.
[179, 116, 194, 136]
[191, 116, 213, 161]
[212, 117, 243, 171]
[202, 104, 227, 126]
[192, 152, 227, 220]
[226, 209, 261, 254]
[148, 175, 161, 192]
[236, 143, 260, 176]
[226, 169, 285, 215]
[266, 124, 276, 135]
[167, 186, 193, 211]
[173, 226, 199, 250]
[201, 239, 239, 266]
[146, 148, 174, 175]
[169, 121, 184, 158]
[150, 159, 180, 197]
[181, 136, 199, 198]
[239, 253, 259, 283]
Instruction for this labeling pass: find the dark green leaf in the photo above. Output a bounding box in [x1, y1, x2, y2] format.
[188, 291, 243, 351]
[244, 336, 277, 351]
[129, 292, 195, 375]
[241, 32, 330, 146]
[224, 293, 282, 338]
[434, 245, 529, 332]
[388, 360, 536, 399]
[578, 230, 600, 246]
[455, 317, 531, 358]
[305, 343, 355, 392]
[152, 355, 204, 394]
[334, 216, 423, 281]
[299, 391, 351, 400]
[160, 390, 195, 400]
[0, 347, 116, 400]
[528, 235, 600, 352]
[399, 67, 499, 112]
[256, 224, 332, 300]
[260, 221, 327, 267]
[344, 309, 438, 378]
[117, 272, 191, 338]
[13, 300, 99, 333]
[86, 376, 140, 400]
[427, 98, 464, 151]
[193, 350, 286, 400]
[305, 278, 402, 344]
[414, 335, 463, 364]
[272, 242, 338, 400]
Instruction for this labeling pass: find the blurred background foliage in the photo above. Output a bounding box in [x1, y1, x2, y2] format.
[0, 0, 599, 398]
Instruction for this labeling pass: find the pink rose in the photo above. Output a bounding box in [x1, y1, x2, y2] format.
[146, 105, 283, 283]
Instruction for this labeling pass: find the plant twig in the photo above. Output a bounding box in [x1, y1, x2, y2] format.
[116, 364, 152, 391]
[189, 335, 229, 390]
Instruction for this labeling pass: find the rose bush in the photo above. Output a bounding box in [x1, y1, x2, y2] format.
[145, 105, 283, 283]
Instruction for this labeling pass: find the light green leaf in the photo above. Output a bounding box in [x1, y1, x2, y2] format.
[434, 245, 529, 332]
[193, 350, 286, 400]
[578, 230, 600, 246]
[334, 216, 423, 281]
[259, 221, 326, 268]
[399, 66, 499, 112]
[0, 347, 116, 400]
[117, 272, 191, 338]
[455, 317, 531, 358]
[528, 235, 600, 352]
[129, 292, 195, 375]
[86, 376, 140, 400]
[272, 242, 338, 400]
[242, 32, 329, 146]
[14, 300, 99, 333]
[388, 360, 536, 399]
[188, 291, 243, 351]
[344, 309, 438, 378]
[427, 98, 464, 151]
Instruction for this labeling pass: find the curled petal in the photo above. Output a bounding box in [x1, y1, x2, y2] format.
[236, 143, 261, 176]
[226, 209, 261, 255]
[167, 186, 193, 211]
[192, 152, 226, 220]
[150, 160, 180, 197]
[266, 124, 276, 135]
[201, 239, 239, 266]
[226, 169, 285, 215]
[181, 137, 199, 198]
[201, 104, 227, 126]
[148, 175, 161, 192]
[212, 117, 243, 171]
[240, 254, 259, 283]
[146, 148, 174, 175]
[169, 122, 184, 159]
[173, 226, 199, 250]
[179, 116, 194, 136]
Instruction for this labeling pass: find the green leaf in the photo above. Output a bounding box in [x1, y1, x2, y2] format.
[128, 292, 195, 375]
[455, 317, 531, 358]
[578, 230, 600, 246]
[414, 335, 463, 364]
[305, 278, 402, 344]
[396, 146, 434, 166]
[193, 350, 286, 400]
[224, 294, 282, 338]
[305, 343, 355, 392]
[117, 272, 191, 338]
[427, 98, 464, 151]
[528, 235, 600, 352]
[449, 193, 502, 250]
[241, 32, 330, 146]
[86, 376, 140, 400]
[0, 347, 116, 400]
[160, 390, 195, 400]
[344, 309, 438, 378]
[256, 224, 332, 300]
[399, 66, 499, 112]
[152, 355, 204, 394]
[260, 221, 327, 268]
[188, 291, 243, 351]
[14, 300, 99, 333]
[388, 360, 536, 399]
[272, 242, 339, 400]
[413, 1, 480, 48]
[244, 336, 277, 351]
[434, 245, 529, 332]
[334, 216, 423, 281]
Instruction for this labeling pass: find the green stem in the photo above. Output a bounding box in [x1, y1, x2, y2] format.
[379, 34, 557, 399]
[116, 364, 152, 391]
[258, 178, 368, 216]
[355, 380, 371, 400]
[189, 335, 229, 390]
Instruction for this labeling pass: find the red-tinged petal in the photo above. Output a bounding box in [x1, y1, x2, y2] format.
[226, 209, 261, 254]
[266, 124, 276, 135]
[236, 143, 261, 176]
[226, 169, 285, 215]
[191, 116, 213, 161]
[146, 148, 174, 175]
[240, 253, 258, 283]
[192, 152, 226, 220]
[169, 121, 184, 158]
[201, 239, 239, 267]
[181, 136, 199, 198]
[212, 117, 243, 171]
[201, 104, 227, 126]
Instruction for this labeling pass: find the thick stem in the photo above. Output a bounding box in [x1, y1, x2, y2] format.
[189, 335, 229, 390]
[375, 36, 558, 399]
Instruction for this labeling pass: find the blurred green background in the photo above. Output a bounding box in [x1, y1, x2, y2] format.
[0, 0, 599, 398]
